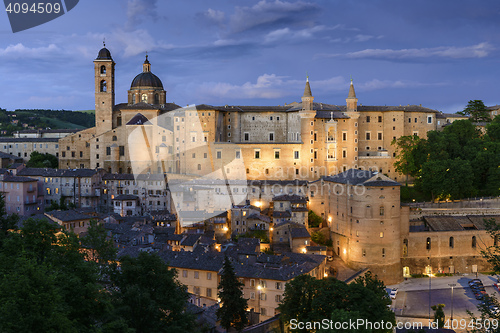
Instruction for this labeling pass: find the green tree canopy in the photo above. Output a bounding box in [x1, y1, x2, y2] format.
[27, 151, 58, 168]
[111, 252, 195, 333]
[279, 272, 394, 333]
[217, 256, 248, 332]
[458, 100, 491, 122]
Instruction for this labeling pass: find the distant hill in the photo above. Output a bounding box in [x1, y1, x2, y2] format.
[0, 108, 95, 136]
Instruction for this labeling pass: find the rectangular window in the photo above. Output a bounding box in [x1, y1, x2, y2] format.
[254, 150, 260, 159]
[235, 150, 241, 159]
[342, 149, 347, 158]
[378, 116, 382, 122]
[274, 150, 280, 159]
[194, 271, 199, 279]
[207, 272, 212, 280]
[294, 151, 299, 159]
[427, 116, 432, 124]
[377, 132, 383, 140]
[342, 132, 347, 141]
[119, 146, 125, 156]
[216, 151, 222, 159]
[206, 288, 212, 298]
[366, 116, 370, 123]
[244, 132, 249, 141]
[269, 132, 274, 141]
[365, 132, 371, 140]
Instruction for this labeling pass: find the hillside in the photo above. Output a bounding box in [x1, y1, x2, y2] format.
[0, 108, 95, 136]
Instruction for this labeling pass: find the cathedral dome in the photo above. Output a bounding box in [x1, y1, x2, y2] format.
[130, 72, 163, 89]
[130, 55, 163, 89]
[96, 47, 112, 60]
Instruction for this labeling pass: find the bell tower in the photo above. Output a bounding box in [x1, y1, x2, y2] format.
[94, 42, 115, 136]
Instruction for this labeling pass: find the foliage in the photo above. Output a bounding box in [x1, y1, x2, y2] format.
[111, 252, 195, 333]
[400, 185, 431, 203]
[392, 119, 500, 199]
[318, 309, 371, 333]
[419, 159, 475, 200]
[234, 230, 269, 243]
[308, 210, 323, 228]
[458, 100, 491, 122]
[392, 135, 424, 180]
[27, 151, 58, 169]
[217, 256, 248, 332]
[80, 219, 117, 267]
[486, 115, 500, 142]
[311, 231, 332, 247]
[0, 195, 195, 333]
[46, 197, 69, 212]
[279, 272, 394, 333]
[431, 304, 446, 328]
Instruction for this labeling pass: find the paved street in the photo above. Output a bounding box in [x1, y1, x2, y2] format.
[388, 273, 499, 320]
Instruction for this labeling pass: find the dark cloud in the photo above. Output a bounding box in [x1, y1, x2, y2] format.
[125, 0, 163, 30]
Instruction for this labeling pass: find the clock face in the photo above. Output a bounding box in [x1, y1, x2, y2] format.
[141, 94, 147, 102]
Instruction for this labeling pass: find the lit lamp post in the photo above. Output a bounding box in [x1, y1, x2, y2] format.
[448, 283, 456, 320]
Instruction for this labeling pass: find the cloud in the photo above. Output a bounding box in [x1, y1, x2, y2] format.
[229, 0, 320, 34]
[359, 79, 447, 91]
[0, 43, 60, 58]
[125, 0, 162, 30]
[197, 8, 226, 28]
[325, 42, 494, 60]
[194, 74, 347, 101]
[112, 29, 175, 57]
[264, 25, 332, 43]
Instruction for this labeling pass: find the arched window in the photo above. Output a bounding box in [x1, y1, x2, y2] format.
[100, 80, 107, 92]
[141, 94, 147, 102]
[112, 136, 117, 141]
[426, 237, 431, 250]
[472, 236, 477, 248]
[382, 248, 385, 257]
[449, 237, 454, 248]
[154, 93, 159, 104]
[379, 206, 385, 216]
[100, 65, 106, 74]
[132, 94, 136, 104]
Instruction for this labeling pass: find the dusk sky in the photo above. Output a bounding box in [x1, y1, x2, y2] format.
[1, 0, 500, 113]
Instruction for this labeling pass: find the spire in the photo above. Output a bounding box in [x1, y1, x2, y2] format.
[347, 77, 356, 99]
[143, 53, 151, 72]
[303, 76, 312, 97]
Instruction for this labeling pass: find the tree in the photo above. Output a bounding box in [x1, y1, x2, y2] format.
[417, 158, 475, 200]
[392, 135, 424, 181]
[458, 100, 491, 122]
[217, 256, 248, 332]
[308, 210, 323, 228]
[111, 252, 195, 333]
[486, 115, 500, 142]
[26, 151, 58, 169]
[80, 219, 117, 266]
[431, 304, 446, 328]
[279, 273, 394, 333]
[0, 194, 18, 243]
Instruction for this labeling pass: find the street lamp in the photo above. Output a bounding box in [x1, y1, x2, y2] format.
[448, 283, 456, 320]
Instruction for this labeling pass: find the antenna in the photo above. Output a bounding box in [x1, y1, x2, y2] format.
[103, 38, 105, 47]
